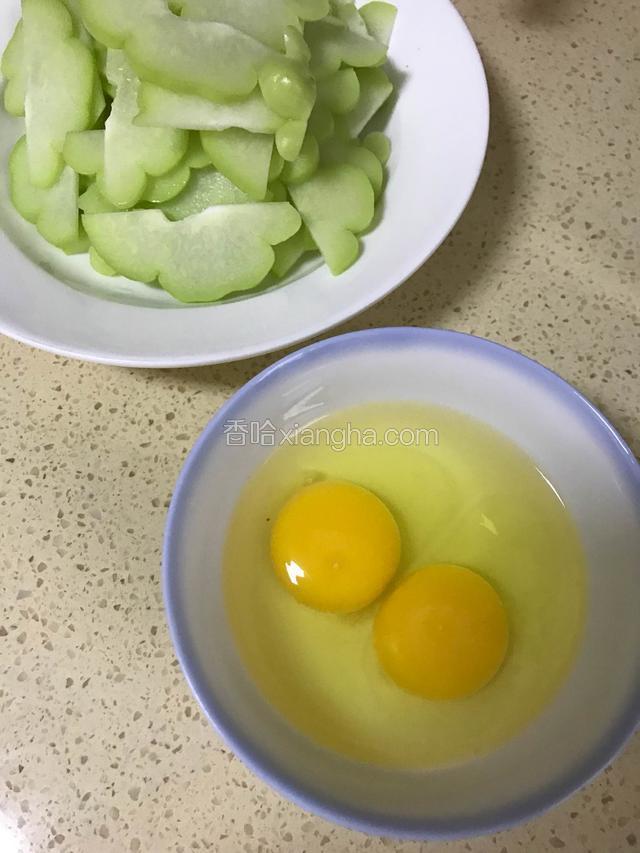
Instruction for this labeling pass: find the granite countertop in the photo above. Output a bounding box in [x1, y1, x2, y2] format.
[1, 0, 638, 850]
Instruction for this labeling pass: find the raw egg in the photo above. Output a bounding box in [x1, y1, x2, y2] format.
[270, 479, 401, 613]
[374, 563, 509, 700]
[225, 402, 585, 767]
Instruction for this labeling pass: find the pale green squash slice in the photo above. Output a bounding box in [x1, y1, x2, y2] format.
[83, 203, 302, 302]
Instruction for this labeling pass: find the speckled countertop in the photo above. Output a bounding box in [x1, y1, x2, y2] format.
[1, 0, 639, 851]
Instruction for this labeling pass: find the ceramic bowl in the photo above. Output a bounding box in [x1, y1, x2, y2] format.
[163, 327, 640, 838]
[0, 0, 488, 366]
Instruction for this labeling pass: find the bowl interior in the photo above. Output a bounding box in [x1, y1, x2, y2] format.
[0, 0, 489, 365]
[165, 329, 640, 837]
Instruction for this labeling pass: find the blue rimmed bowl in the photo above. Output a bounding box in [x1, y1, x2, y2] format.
[163, 327, 640, 839]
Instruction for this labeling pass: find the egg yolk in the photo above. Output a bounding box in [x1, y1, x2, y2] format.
[374, 564, 509, 700]
[270, 480, 401, 613]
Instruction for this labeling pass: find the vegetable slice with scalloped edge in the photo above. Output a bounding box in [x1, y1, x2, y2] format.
[183, 134, 211, 169]
[284, 26, 310, 62]
[359, 1, 397, 46]
[127, 18, 273, 102]
[317, 66, 360, 115]
[292, 0, 330, 21]
[1, 21, 27, 117]
[79, 182, 119, 214]
[178, 0, 299, 51]
[63, 130, 104, 175]
[345, 67, 393, 137]
[306, 18, 386, 80]
[62, 229, 91, 255]
[83, 203, 302, 302]
[136, 82, 283, 134]
[139, 12, 273, 101]
[272, 225, 316, 278]
[201, 128, 273, 200]
[258, 57, 316, 121]
[276, 119, 307, 161]
[269, 150, 285, 182]
[322, 136, 384, 197]
[78, 0, 166, 48]
[281, 133, 319, 185]
[9, 136, 80, 249]
[362, 130, 390, 165]
[308, 103, 335, 142]
[98, 50, 188, 208]
[89, 246, 116, 275]
[80, 0, 276, 100]
[142, 161, 192, 203]
[23, 0, 97, 188]
[345, 145, 383, 197]
[288, 163, 373, 274]
[331, 0, 369, 36]
[159, 168, 251, 220]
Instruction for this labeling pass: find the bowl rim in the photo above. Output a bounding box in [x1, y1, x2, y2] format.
[163, 327, 640, 839]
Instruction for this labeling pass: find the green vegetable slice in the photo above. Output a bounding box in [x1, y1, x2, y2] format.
[160, 168, 251, 220]
[308, 103, 335, 142]
[346, 67, 393, 136]
[89, 246, 117, 276]
[272, 225, 316, 278]
[291, 0, 330, 21]
[9, 136, 80, 248]
[306, 18, 386, 80]
[142, 161, 192, 203]
[136, 82, 283, 134]
[288, 163, 373, 273]
[344, 145, 383, 197]
[269, 150, 285, 182]
[90, 74, 107, 126]
[83, 203, 302, 302]
[99, 51, 188, 208]
[331, 0, 369, 36]
[78, 0, 161, 47]
[79, 182, 120, 214]
[1, 21, 27, 117]
[23, 0, 97, 188]
[201, 128, 273, 200]
[81, 0, 276, 99]
[284, 26, 310, 62]
[62, 229, 91, 255]
[322, 135, 383, 196]
[359, 1, 397, 47]
[281, 133, 319, 185]
[183, 133, 211, 169]
[276, 119, 307, 161]
[63, 130, 104, 175]
[128, 15, 273, 101]
[178, 0, 299, 51]
[62, 0, 96, 45]
[258, 57, 316, 121]
[317, 67, 360, 114]
[362, 130, 390, 165]
[267, 180, 288, 202]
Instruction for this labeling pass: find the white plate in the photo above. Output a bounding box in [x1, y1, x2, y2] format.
[0, 0, 489, 367]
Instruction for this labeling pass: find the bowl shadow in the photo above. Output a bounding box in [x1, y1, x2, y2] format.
[508, 0, 584, 26]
